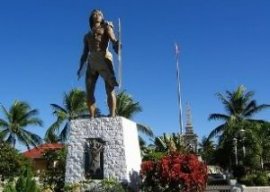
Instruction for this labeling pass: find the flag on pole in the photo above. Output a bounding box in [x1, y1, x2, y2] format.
[175, 42, 180, 56]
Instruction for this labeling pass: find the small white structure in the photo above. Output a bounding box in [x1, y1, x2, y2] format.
[65, 117, 141, 188]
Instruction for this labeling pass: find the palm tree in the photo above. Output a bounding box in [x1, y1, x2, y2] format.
[244, 122, 270, 169]
[198, 136, 215, 164]
[0, 130, 5, 142]
[116, 91, 142, 118]
[207, 86, 270, 169]
[154, 133, 187, 152]
[208, 85, 270, 140]
[45, 88, 88, 143]
[0, 101, 43, 149]
[116, 90, 154, 138]
[141, 133, 188, 160]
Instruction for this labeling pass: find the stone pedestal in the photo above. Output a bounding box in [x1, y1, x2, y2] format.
[65, 117, 141, 188]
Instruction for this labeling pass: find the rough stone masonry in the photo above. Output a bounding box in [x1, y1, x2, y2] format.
[65, 117, 141, 186]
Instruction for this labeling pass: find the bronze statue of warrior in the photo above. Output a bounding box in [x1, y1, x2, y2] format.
[77, 9, 120, 118]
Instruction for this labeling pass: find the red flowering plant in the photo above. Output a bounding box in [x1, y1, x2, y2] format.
[140, 152, 208, 192]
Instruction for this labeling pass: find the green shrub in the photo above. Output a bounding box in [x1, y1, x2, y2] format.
[64, 179, 133, 192]
[239, 172, 270, 186]
[91, 178, 127, 192]
[3, 168, 40, 192]
[63, 183, 81, 192]
[0, 142, 31, 180]
[143, 151, 166, 161]
[239, 174, 256, 186]
[40, 148, 67, 192]
[3, 181, 16, 192]
[254, 173, 269, 186]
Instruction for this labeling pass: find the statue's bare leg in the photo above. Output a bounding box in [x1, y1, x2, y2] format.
[86, 72, 98, 118]
[105, 82, 116, 117]
[87, 101, 96, 118]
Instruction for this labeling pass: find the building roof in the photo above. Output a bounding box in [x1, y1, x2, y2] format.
[22, 143, 64, 159]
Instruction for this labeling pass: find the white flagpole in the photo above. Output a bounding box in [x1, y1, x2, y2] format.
[175, 43, 184, 135]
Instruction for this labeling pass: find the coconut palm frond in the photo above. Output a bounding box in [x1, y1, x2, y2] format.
[137, 123, 154, 137]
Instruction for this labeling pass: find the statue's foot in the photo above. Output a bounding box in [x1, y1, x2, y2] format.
[107, 114, 116, 118]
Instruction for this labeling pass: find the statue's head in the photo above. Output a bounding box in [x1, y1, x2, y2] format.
[89, 9, 104, 29]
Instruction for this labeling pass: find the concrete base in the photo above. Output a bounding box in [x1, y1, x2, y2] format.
[65, 117, 141, 189]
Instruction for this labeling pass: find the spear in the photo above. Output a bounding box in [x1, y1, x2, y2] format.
[175, 43, 184, 135]
[117, 18, 122, 91]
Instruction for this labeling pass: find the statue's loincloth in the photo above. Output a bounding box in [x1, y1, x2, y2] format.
[86, 51, 118, 87]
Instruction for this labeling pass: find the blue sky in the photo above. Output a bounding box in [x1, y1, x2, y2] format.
[1, 1, 270, 151]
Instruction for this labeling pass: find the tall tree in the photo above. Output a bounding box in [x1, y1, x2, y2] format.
[0, 101, 43, 149]
[141, 133, 190, 161]
[0, 141, 31, 180]
[45, 88, 88, 143]
[207, 85, 270, 169]
[208, 85, 270, 140]
[116, 91, 142, 118]
[244, 122, 270, 169]
[116, 90, 154, 138]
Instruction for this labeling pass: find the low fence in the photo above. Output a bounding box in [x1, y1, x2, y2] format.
[205, 185, 231, 192]
[205, 185, 270, 192]
[241, 186, 270, 192]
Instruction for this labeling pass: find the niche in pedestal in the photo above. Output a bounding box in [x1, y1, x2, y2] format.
[84, 138, 106, 179]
